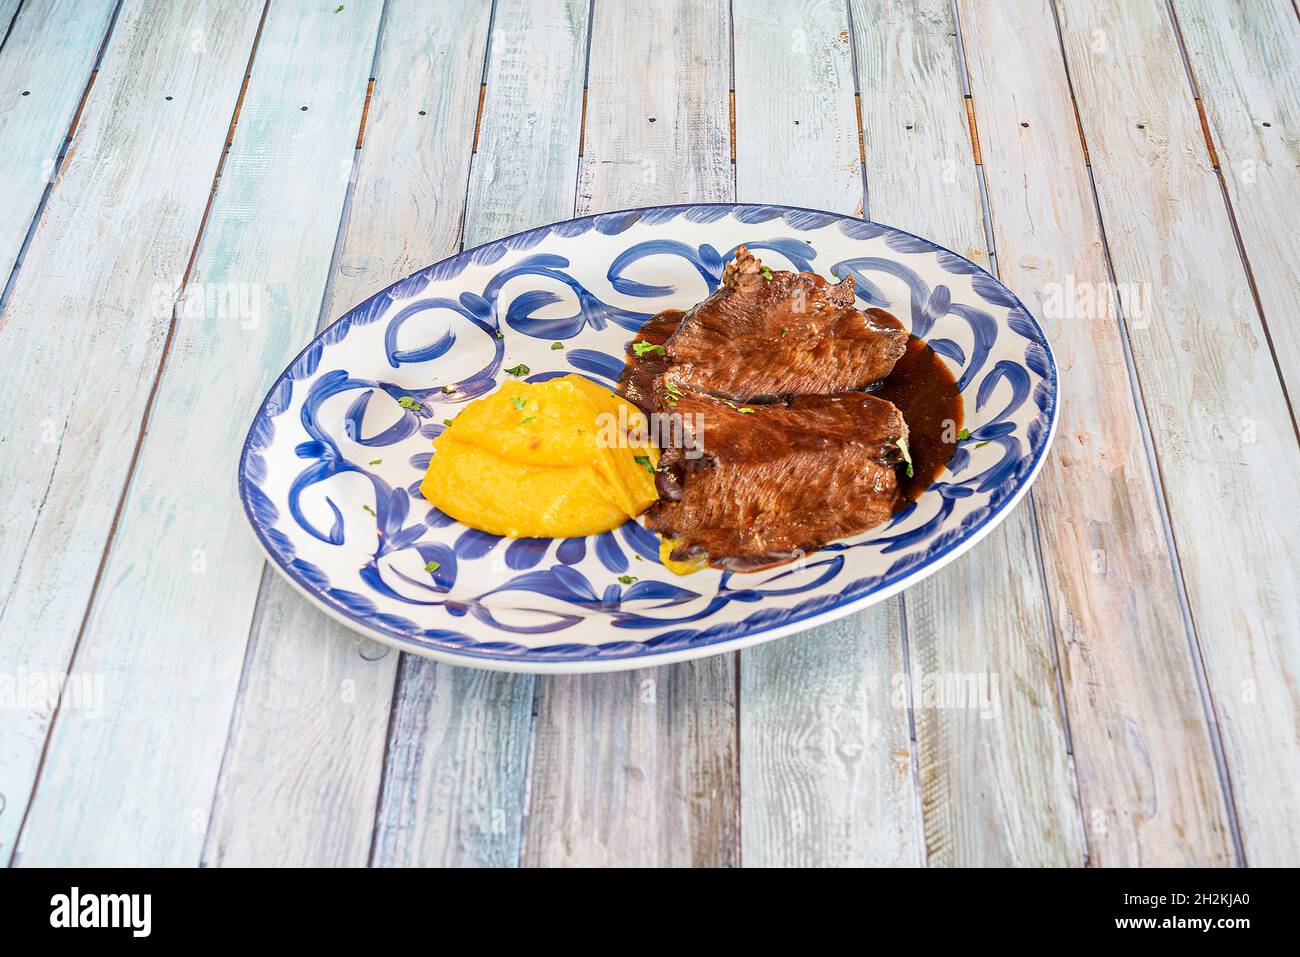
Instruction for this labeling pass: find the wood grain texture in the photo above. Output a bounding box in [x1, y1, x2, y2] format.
[9, 0, 385, 868]
[522, 0, 738, 868]
[742, 607, 921, 866]
[733, 0, 862, 214]
[854, 0, 1084, 867]
[0, 0, 116, 284]
[369, 0, 592, 867]
[0, 0, 23, 45]
[0, 0, 263, 865]
[1054, 0, 1300, 865]
[462, 0, 589, 248]
[731, 0, 923, 867]
[207, 0, 494, 868]
[956, 0, 1234, 866]
[1172, 0, 1300, 402]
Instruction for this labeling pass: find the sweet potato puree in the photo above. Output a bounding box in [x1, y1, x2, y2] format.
[420, 374, 659, 538]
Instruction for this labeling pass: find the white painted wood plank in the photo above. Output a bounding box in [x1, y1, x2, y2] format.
[0, 0, 23, 48]
[9, 0, 387, 867]
[522, 0, 737, 868]
[0, 0, 263, 865]
[461, 0, 589, 249]
[1173, 0, 1300, 403]
[369, 0, 592, 868]
[731, 0, 923, 867]
[854, 0, 1084, 867]
[206, 0, 494, 869]
[955, 0, 1234, 866]
[1054, 0, 1300, 865]
[0, 0, 116, 284]
[733, 0, 862, 214]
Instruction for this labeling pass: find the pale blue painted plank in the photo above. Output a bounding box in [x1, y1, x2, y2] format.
[0, 0, 117, 285]
[10, 0, 386, 867]
[370, 0, 593, 868]
[206, 0, 495, 868]
[521, 0, 740, 869]
[0, 0, 263, 865]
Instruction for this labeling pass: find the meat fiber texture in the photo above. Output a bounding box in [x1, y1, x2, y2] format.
[634, 246, 914, 571]
[661, 245, 908, 402]
[647, 391, 908, 572]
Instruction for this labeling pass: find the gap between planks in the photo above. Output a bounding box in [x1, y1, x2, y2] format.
[8, 0, 275, 866]
[1034, 0, 1248, 865]
[943, 0, 1087, 856]
[1162, 0, 1298, 442]
[0, 0, 125, 312]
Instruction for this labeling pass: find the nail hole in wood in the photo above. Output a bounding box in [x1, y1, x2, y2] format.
[300, 105, 308, 111]
[648, 116, 656, 123]
[1020, 121, 1029, 128]
[418, 110, 426, 115]
[165, 95, 173, 101]
[1137, 123, 1145, 129]
[21, 90, 30, 96]
[1262, 121, 1271, 127]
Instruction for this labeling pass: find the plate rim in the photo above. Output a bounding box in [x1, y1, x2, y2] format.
[238, 201, 1060, 673]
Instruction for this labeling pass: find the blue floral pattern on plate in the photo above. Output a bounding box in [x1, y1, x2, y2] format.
[238, 204, 1058, 673]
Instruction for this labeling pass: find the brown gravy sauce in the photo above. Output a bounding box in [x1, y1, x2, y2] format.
[619, 309, 962, 507]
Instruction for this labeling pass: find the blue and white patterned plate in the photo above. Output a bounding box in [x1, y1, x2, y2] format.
[239, 204, 1058, 673]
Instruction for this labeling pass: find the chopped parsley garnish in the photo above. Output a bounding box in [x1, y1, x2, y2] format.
[617, 575, 637, 584]
[894, 436, 914, 478]
[442, 385, 455, 394]
[368, 458, 382, 465]
[976, 440, 991, 448]
[663, 380, 683, 398]
[362, 504, 376, 517]
[633, 454, 656, 474]
[397, 396, 423, 411]
[830, 269, 841, 279]
[504, 363, 530, 377]
[551, 341, 564, 350]
[632, 341, 667, 357]
[511, 396, 527, 411]
[424, 560, 441, 573]
[957, 428, 971, 441]
[442, 419, 454, 426]
[494, 330, 504, 339]
[760, 265, 773, 280]
[521, 416, 536, 424]
[737, 406, 754, 414]
[334, 4, 344, 11]
[781, 327, 788, 337]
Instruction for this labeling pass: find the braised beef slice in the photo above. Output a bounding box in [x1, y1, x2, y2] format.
[660, 245, 908, 402]
[646, 390, 908, 572]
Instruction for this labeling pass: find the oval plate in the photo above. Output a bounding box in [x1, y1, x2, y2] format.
[239, 204, 1058, 673]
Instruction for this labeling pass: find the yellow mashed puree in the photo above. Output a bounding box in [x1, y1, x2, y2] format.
[420, 373, 659, 538]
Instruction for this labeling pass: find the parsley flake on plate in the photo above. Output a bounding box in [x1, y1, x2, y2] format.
[895, 436, 914, 478]
[424, 560, 440, 573]
[505, 363, 530, 377]
[617, 575, 637, 584]
[551, 341, 564, 350]
[397, 396, 423, 411]
[632, 341, 667, 358]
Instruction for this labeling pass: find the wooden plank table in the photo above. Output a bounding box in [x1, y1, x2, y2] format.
[1, 0, 1295, 867]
